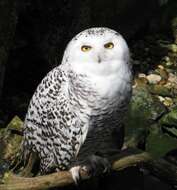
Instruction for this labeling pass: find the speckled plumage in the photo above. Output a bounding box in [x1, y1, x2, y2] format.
[22, 27, 132, 176]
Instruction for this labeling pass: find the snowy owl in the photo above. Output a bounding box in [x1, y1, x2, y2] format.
[22, 27, 132, 182]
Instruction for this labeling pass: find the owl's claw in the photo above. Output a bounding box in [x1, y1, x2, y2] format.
[69, 166, 81, 184]
[82, 155, 111, 176]
[69, 165, 92, 185]
[70, 155, 111, 185]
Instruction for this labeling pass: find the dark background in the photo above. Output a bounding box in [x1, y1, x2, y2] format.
[0, 0, 175, 122]
[0, 1, 176, 189]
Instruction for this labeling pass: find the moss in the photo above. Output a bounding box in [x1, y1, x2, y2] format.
[0, 116, 23, 162]
[125, 86, 166, 147]
[160, 107, 177, 127]
[148, 84, 175, 97]
[146, 126, 177, 159]
[6, 116, 23, 131]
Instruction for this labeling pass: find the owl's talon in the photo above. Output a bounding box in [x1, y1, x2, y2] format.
[80, 165, 93, 178]
[102, 158, 111, 173]
[80, 155, 111, 177]
[69, 155, 111, 184]
[81, 165, 90, 174]
[69, 166, 81, 185]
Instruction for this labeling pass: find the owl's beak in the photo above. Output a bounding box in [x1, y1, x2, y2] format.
[97, 55, 102, 64]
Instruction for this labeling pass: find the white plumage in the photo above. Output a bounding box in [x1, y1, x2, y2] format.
[22, 27, 132, 181]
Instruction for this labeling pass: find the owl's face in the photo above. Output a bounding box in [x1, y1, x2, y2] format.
[63, 28, 130, 77]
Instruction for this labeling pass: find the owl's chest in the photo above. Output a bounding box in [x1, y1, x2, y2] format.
[70, 72, 129, 123]
[91, 74, 121, 98]
[89, 74, 129, 121]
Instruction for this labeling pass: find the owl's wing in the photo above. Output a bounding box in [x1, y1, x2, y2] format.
[22, 66, 68, 160]
[22, 65, 85, 171]
[25, 66, 67, 126]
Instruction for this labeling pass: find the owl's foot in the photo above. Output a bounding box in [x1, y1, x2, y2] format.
[81, 154, 111, 176]
[69, 155, 111, 184]
[69, 166, 82, 184]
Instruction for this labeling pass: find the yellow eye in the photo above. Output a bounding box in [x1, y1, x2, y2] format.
[81, 45, 92, 52]
[104, 42, 114, 49]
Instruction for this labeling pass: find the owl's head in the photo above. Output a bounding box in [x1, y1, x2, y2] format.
[62, 27, 130, 77]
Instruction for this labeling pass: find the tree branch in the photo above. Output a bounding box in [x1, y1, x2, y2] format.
[0, 149, 177, 190]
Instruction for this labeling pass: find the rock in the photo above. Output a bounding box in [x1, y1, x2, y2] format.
[0, 160, 10, 178]
[173, 98, 177, 106]
[0, 116, 23, 177]
[157, 68, 169, 80]
[157, 96, 173, 107]
[134, 78, 148, 87]
[125, 86, 167, 147]
[0, 116, 23, 162]
[148, 84, 175, 97]
[164, 61, 173, 67]
[168, 73, 177, 84]
[164, 127, 177, 138]
[146, 126, 177, 158]
[163, 97, 173, 107]
[158, 96, 165, 102]
[157, 65, 164, 70]
[6, 116, 23, 131]
[160, 107, 177, 127]
[159, 107, 177, 137]
[164, 56, 170, 62]
[138, 73, 147, 78]
[146, 74, 162, 84]
[169, 44, 177, 53]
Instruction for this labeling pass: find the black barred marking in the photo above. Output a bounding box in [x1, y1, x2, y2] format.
[60, 146, 73, 156]
[73, 27, 120, 40]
